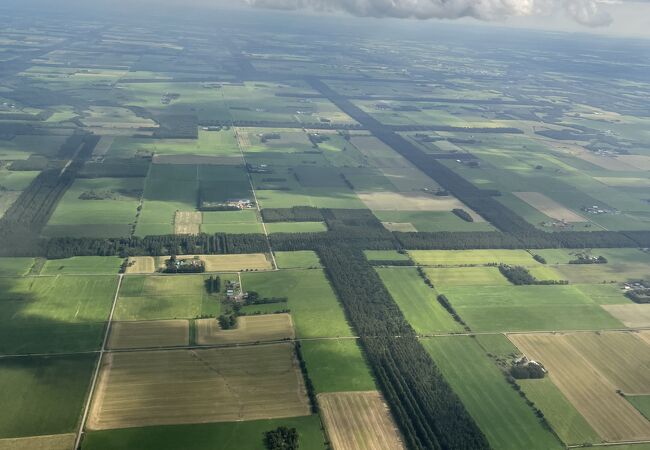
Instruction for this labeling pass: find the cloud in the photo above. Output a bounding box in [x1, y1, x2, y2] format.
[243, 0, 613, 26]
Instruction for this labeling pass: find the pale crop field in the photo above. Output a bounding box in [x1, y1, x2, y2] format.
[0, 434, 75, 450]
[513, 192, 586, 223]
[510, 332, 650, 442]
[195, 254, 272, 272]
[196, 314, 294, 345]
[108, 320, 189, 349]
[88, 343, 310, 430]
[174, 211, 202, 235]
[409, 249, 537, 267]
[124, 257, 157, 274]
[318, 391, 405, 450]
[602, 304, 650, 329]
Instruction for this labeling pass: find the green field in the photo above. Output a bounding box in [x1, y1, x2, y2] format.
[628, 395, 650, 421]
[519, 378, 601, 445]
[44, 177, 143, 238]
[0, 258, 34, 276]
[115, 274, 230, 321]
[0, 354, 96, 438]
[422, 336, 563, 450]
[0, 275, 118, 354]
[300, 339, 376, 393]
[442, 284, 624, 332]
[274, 251, 322, 269]
[376, 267, 463, 334]
[82, 415, 327, 450]
[240, 270, 353, 338]
[409, 249, 538, 267]
[41, 256, 123, 275]
[422, 266, 509, 287]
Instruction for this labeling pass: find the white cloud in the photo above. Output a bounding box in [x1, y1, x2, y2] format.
[244, 0, 613, 26]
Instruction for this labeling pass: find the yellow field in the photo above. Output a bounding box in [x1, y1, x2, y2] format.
[382, 222, 417, 232]
[514, 192, 586, 222]
[196, 314, 294, 345]
[510, 332, 650, 442]
[194, 253, 272, 272]
[602, 304, 650, 328]
[639, 330, 650, 346]
[108, 320, 189, 349]
[319, 391, 405, 450]
[174, 211, 202, 235]
[124, 256, 157, 274]
[88, 343, 310, 430]
[0, 434, 75, 450]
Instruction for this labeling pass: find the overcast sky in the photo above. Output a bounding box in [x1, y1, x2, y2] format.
[8, 0, 650, 39]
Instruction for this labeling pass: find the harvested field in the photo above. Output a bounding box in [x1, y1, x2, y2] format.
[108, 320, 189, 350]
[0, 434, 75, 450]
[574, 151, 637, 171]
[513, 192, 586, 222]
[87, 343, 310, 430]
[153, 155, 243, 165]
[197, 253, 272, 272]
[196, 314, 294, 345]
[617, 155, 650, 171]
[318, 391, 405, 450]
[357, 191, 483, 220]
[92, 136, 115, 157]
[509, 333, 650, 442]
[602, 304, 650, 328]
[382, 222, 417, 232]
[124, 257, 156, 274]
[174, 211, 202, 235]
[639, 331, 650, 346]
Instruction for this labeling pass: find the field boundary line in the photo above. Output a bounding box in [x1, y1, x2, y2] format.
[73, 273, 123, 450]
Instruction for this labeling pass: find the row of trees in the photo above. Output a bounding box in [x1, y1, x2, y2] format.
[498, 264, 568, 286]
[317, 245, 489, 450]
[0, 233, 270, 258]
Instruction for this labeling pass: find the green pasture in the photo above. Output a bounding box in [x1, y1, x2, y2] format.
[265, 222, 327, 233]
[422, 266, 508, 287]
[0, 354, 96, 438]
[422, 336, 563, 450]
[274, 251, 322, 269]
[41, 256, 123, 275]
[0, 258, 34, 276]
[240, 270, 352, 338]
[0, 275, 117, 354]
[364, 250, 411, 262]
[376, 267, 463, 334]
[82, 415, 327, 450]
[442, 284, 624, 332]
[300, 339, 376, 393]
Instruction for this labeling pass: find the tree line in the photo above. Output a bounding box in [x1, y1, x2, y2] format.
[317, 245, 489, 450]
